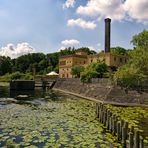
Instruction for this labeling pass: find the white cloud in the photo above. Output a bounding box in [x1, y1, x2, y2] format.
[63, 0, 76, 9]
[124, 0, 148, 23]
[67, 18, 96, 29]
[0, 43, 35, 59]
[76, 0, 125, 21]
[76, 0, 148, 23]
[88, 46, 96, 51]
[58, 46, 66, 52]
[61, 39, 80, 46]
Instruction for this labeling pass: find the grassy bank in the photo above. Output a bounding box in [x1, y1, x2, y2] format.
[0, 82, 9, 86]
[0, 72, 34, 82]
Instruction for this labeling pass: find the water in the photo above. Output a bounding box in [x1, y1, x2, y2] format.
[0, 86, 121, 147]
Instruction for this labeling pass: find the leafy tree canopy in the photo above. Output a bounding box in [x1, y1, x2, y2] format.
[114, 30, 148, 89]
[0, 56, 12, 75]
[80, 61, 108, 83]
[110, 46, 127, 55]
[71, 65, 84, 78]
[131, 29, 148, 49]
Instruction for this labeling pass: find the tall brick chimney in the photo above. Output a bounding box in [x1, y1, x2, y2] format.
[104, 18, 111, 53]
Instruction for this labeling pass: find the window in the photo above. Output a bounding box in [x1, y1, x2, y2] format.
[60, 61, 66, 65]
[114, 57, 116, 61]
[84, 61, 86, 64]
[91, 59, 93, 63]
[120, 58, 122, 62]
[125, 59, 127, 63]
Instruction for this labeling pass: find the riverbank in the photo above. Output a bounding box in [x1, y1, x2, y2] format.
[53, 78, 148, 107]
[0, 82, 9, 87]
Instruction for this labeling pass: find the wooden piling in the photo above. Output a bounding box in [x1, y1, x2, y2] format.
[124, 121, 128, 140]
[135, 131, 140, 148]
[122, 127, 126, 148]
[117, 122, 121, 141]
[106, 110, 110, 130]
[109, 116, 112, 133]
[130, 126, 134, 134]
[140, 138, 144, 148]
[129, 132, 134, 148]
[96, 103, 99, 117]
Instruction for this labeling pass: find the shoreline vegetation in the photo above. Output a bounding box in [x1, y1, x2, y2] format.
[0, 82, 9, 86]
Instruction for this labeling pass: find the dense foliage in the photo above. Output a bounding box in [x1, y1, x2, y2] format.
[114, 30, 148, 89]
[110, 47, 128, 55]
[71, 65, 84, 78]
[80, 61, 108, 83]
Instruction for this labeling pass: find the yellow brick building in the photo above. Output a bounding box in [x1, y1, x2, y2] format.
[59, 50, 128, 78]
[59, 50, 88, 78]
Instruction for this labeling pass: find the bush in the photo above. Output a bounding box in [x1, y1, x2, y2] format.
[10, 72, 24, 80]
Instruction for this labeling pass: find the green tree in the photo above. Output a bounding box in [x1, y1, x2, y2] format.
[0, 56, 12, 75]
[114, 30, 148, 89]
[76, 47, 97, 55]
[71, 65, 84, 78]
[114, 65, 146, 89]
[111, 46, 127, 55]
[80, 61, 108, 83]
[131, 30, 148, 49]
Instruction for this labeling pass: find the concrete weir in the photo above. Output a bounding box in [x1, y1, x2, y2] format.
[53, 78, 148, 107]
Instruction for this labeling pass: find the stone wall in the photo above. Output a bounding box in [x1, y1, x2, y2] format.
[54, 78, 148, 105]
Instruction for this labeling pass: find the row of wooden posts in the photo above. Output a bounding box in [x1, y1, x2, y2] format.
[96, 103, 146, 148]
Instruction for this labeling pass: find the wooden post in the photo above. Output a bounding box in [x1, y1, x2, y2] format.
[109, 116, 112, 132]
[130, 126, 134, 134]
[96, 103, 99, 117]
[120, 119, 124, 137]
[117, 122, 121, 141]
[135, 131, 140, 148]
[122, 127, 126, 148]
[113, 120, 117, 136]
[103, 111, 107, 126]
[99, 107, 102, 122]
[129, 132, 134, 148]
[112, 115, 115, 136]
[42, 80, 46, 90]
[140, 138, 144, 148]
[106, 111, 110, 130]
[124, 121, 128, 140]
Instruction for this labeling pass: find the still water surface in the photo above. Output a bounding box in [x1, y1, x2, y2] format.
[0, 86, 120, 147]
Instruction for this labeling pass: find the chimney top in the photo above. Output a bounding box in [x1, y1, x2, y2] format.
[105, 18, 111, 22]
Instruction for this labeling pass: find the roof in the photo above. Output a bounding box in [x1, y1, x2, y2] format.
[60, 54, 87, 59]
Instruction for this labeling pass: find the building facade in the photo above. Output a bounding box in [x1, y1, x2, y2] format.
[59, 51, 88, 78]
[59, 50, 128, 78]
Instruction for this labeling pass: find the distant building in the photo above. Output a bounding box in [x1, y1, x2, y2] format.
[59, 50, 128, 78]
[59, 50, 88, 78]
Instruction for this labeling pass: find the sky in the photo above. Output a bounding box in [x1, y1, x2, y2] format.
[0, 0, 148, 59]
